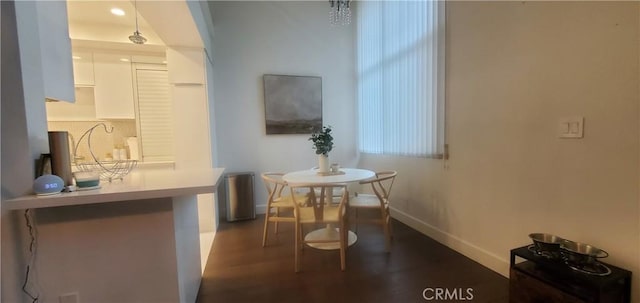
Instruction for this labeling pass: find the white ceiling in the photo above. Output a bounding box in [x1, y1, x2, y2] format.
[66, 0, 164, 46]
[66, 0, 204, 49]
[67, 0, 140, 27]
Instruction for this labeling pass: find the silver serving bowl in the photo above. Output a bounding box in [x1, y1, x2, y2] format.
[529, 233, 564, 255]
[560, 240, 608, 265]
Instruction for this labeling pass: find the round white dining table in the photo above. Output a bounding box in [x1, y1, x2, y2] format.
[283, 168, 375, 250]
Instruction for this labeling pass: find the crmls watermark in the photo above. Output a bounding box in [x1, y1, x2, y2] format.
[422, 287, 474, 301]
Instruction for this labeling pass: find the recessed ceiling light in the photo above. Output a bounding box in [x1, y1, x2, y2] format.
[120, 58, 130, 62]
[72, 56, 82, 60]
[111, 8, 125, 16]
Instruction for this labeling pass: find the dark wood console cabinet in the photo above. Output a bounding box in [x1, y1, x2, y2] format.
[509, 246, 631, 303]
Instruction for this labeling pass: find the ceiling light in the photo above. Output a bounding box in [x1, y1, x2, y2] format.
[110, 8, 125, 16]
[72, 56, 82, 60]
[128, 0, 147, 45]
[120, 58, 130, 62]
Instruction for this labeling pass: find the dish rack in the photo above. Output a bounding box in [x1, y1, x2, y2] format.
[74, 123, 137, 182]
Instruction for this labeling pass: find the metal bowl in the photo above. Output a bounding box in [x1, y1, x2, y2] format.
[529, 233, 564, 255]
[560, 240, 608, 265]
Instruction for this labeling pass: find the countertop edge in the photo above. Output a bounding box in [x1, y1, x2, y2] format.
[2, 168, 225, 210]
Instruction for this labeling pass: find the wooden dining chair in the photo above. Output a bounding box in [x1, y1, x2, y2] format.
[261, 172, 309, 247]
[350, 170, 397, 252]
[289, 183, 350, 272]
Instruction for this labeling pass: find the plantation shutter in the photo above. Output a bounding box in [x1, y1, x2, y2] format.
[135, 68, 174, 162]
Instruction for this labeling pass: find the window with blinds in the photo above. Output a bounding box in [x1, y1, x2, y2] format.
[357, 0, 445, 157]
[134, 66, 174, 162]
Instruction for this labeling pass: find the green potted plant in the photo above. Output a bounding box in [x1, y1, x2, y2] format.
[309, 126, 333, 173]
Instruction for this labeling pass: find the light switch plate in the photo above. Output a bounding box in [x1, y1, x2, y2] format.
[558, 116, 584, 138]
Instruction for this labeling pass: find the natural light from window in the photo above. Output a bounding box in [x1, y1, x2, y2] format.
[357, 0, 445, 157]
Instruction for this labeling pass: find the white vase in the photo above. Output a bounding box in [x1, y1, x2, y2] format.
[318, 154, 329, 173]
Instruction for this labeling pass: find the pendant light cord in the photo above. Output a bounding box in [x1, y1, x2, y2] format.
[134, 0, 140, 33]
[128, 0, 147, 44]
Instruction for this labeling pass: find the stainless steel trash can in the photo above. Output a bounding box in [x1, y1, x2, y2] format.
[224, 172, 255, 222]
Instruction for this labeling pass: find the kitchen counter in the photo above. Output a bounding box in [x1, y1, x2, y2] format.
[3, 168, 225, 303]
[3, 168, 224, 210]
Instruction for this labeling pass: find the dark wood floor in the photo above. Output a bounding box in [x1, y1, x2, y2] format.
[197, 215, 508, 303]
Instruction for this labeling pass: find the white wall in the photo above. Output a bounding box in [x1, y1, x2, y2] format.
[210, 1, 357, 212]
[362, 1, 640, 300]
[2, 1, 60, 302]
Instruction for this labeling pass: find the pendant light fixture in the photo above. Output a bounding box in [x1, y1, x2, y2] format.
[128, 0, 147, 44]
[329, 0, 351, 26]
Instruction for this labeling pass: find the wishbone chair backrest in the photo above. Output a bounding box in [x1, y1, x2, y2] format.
[359, 170, 397, 204]
[261, 172, 288, 202]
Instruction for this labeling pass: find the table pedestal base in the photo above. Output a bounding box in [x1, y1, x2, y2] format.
[304, 227, 357, 250]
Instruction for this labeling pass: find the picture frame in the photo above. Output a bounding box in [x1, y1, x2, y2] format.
[263, 74, 322, 134]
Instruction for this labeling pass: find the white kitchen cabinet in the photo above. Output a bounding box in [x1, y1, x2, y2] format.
[166, 47, 204, 84]
[45, 87, 97, 121]
[93, 53, 135, 119]
[72, 51, 95, 86]
[132, 55, 166, 64]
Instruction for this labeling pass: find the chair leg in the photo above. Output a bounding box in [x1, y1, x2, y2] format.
[344, 213, 350, 252]
[340, 220, 346, 271]
[299, 224, 305, 251]
[274, 207, 280, 234]
[381, 208, 391, 252]
[382, 219, 391, 252]
[294, 222, 301, 272]
[262, 210, 270, 247]
[387, 212, 393, 238]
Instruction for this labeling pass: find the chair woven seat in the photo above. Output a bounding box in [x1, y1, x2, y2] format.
[296, 205, 342, 224]
[350, 194, 383, 208]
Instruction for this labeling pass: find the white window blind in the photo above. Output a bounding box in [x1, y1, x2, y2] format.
[357, 0, 445, 157]
[135, 68, 174, 162]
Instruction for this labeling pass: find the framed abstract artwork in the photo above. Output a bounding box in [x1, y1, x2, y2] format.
[263, 74, 322, 134]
